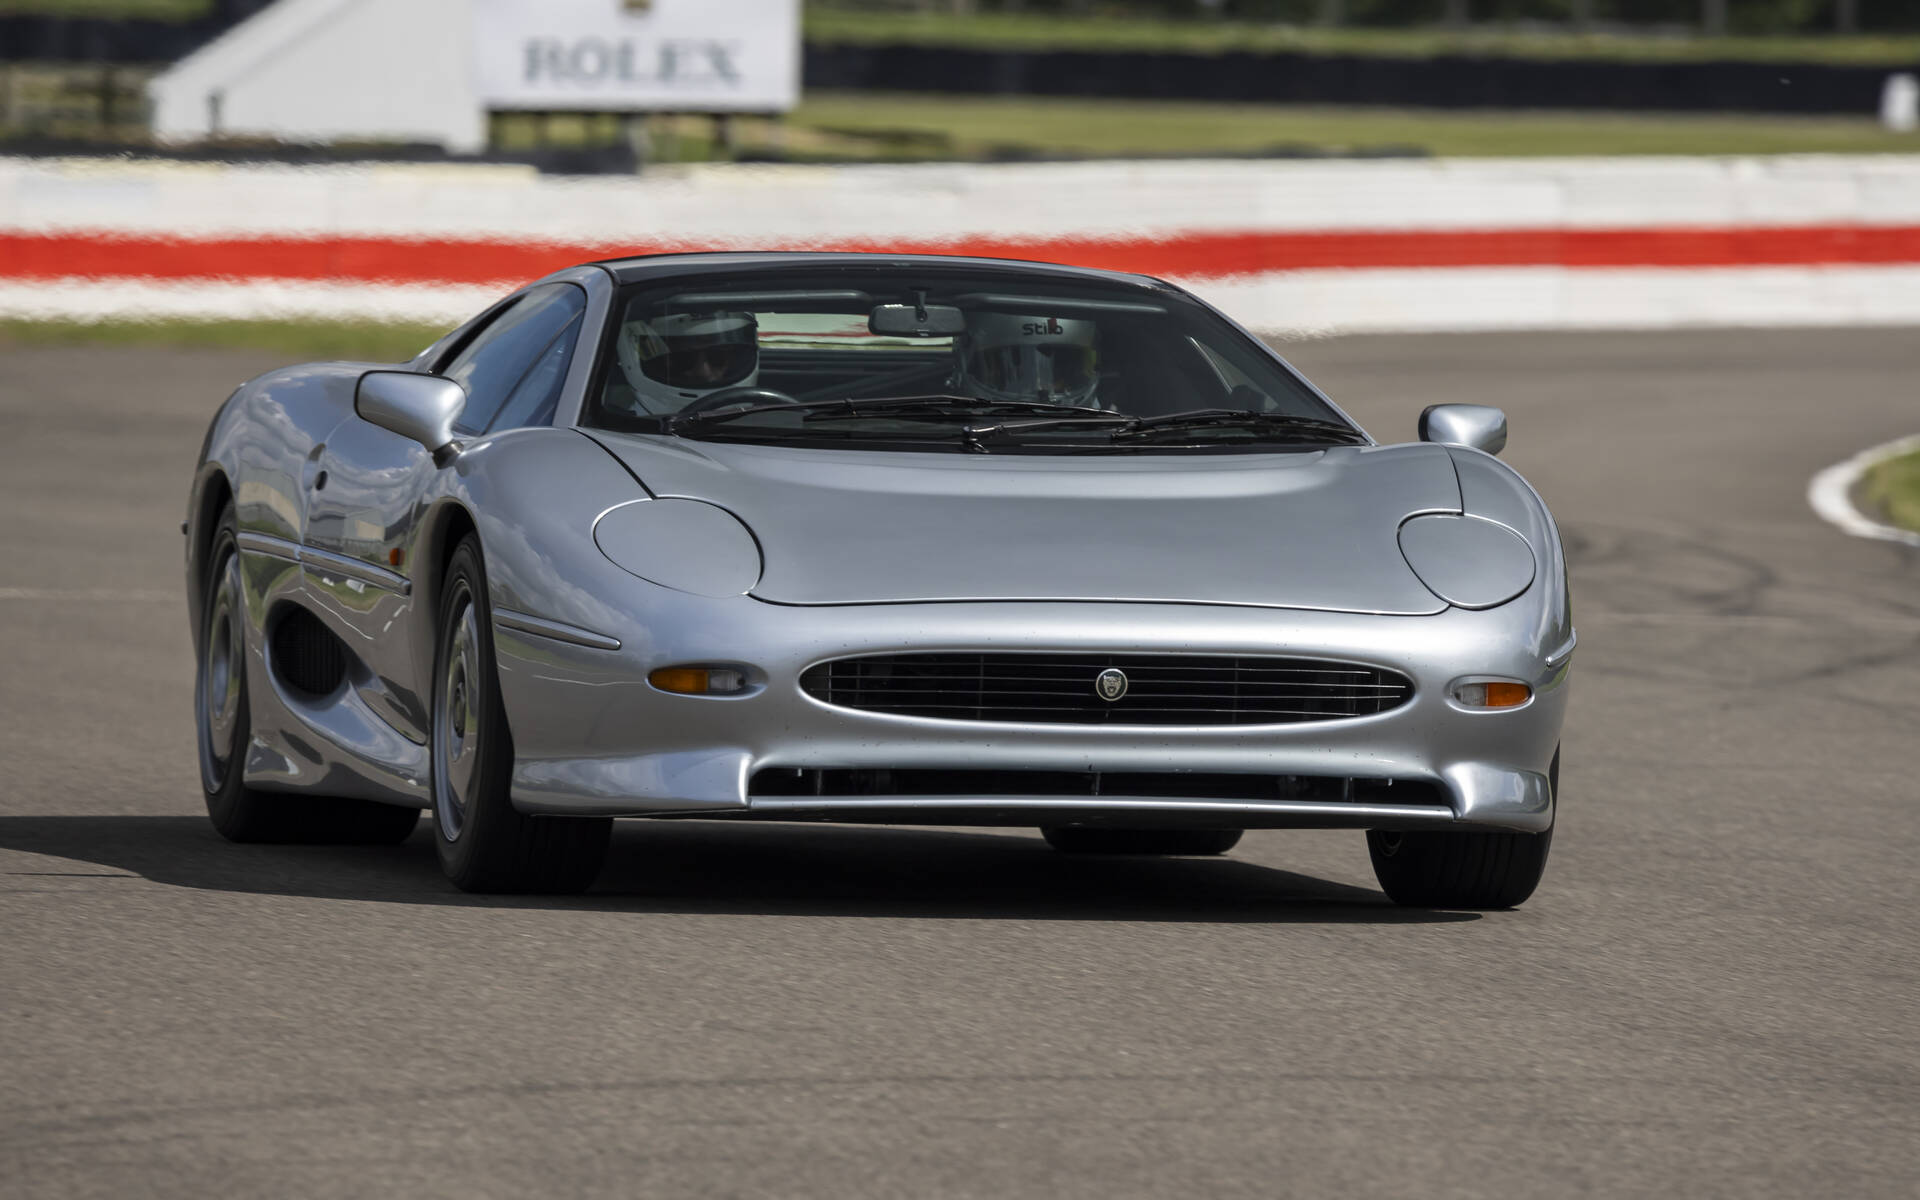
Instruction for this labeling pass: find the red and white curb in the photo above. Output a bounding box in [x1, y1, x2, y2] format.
[1807, 434, 1920, 548]
[5, 156, 1920, 333]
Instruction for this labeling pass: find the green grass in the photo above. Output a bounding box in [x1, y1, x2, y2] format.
[1862, 447, 1920, 533]
[499, 94, 1920, 161]
[0, 0, 208, 16]
[0, 318, 450, 362]
[790, 91, 1920, 159]
[805, 9, 1920, 66]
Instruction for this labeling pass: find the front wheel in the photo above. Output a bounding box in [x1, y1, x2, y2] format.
[430, 535, 610, 893]
[1041, 827, 1243, 856]
[197, 502, 418, 845]
[1366, 751, 1558, 909]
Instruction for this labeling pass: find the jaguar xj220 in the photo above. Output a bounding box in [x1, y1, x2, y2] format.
[185, 253, 1572, 905]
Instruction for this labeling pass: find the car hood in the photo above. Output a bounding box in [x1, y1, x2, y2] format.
[587, 433, 1460, 613]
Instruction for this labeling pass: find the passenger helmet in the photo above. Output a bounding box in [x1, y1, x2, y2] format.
[955, 313, 1100, 408]
[614, 311, 760, 414]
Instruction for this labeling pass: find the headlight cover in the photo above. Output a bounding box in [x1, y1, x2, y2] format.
[594, 499, 763, 597]
[1398, 514, 1536, 610]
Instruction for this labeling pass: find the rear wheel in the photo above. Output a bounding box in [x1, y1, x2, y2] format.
[430, 535, 611, 893]
[1366, 751, 1558, 909]
[1041, 827, 1243, 856]
[196, 502, 419, 844]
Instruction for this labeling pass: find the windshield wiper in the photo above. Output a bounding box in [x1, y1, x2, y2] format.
[802, 395, 1122, 422]
[668, 398, 1367, 453]
[669, 394, 1117, 435]
[666, 399, 829, 434]
[958, 410, 1362, 453]
[1110, 409, 1367, 444]
[957, 414, 1135, 452]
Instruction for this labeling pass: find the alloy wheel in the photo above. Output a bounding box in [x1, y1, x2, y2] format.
[434, 583, 482, 842]
[198, 546, 245, 790]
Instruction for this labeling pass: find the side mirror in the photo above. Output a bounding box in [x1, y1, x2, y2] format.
[1419, 404, 1507, 456]
[356, 371, 465, 466]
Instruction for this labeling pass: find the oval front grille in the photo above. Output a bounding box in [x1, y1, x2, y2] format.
[798, 653, 1414, 726]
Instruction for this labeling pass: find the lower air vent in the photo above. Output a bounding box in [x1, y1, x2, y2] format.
[269, 606, 349, 696]
[750, 768, 1442, 806]
[799, 653, 1414, 726]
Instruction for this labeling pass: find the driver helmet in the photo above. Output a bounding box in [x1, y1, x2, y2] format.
[613, 311, 759, 414]
[954, 313, 1100, 408]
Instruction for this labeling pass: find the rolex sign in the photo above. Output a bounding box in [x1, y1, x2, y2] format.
[473, 0, 800, 112]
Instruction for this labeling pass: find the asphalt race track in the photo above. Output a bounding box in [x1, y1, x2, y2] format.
[2, 329, 1916, 1197]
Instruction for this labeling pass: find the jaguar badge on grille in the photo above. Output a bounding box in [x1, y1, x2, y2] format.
[1094, 668, 1128, 702]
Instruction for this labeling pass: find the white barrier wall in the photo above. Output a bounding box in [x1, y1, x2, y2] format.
[4, 155, 1919, 333]
[150, 0, 484, 152]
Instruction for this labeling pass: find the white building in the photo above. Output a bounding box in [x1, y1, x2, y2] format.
[149, 0, 801, 154]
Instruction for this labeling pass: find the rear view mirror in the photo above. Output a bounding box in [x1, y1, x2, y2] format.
[869, 304, 967, 338]
[357, 371, 466, 466]
[1418, 404, 1507, 457]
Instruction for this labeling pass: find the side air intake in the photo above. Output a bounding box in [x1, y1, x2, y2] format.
[268, 606, 350, 697]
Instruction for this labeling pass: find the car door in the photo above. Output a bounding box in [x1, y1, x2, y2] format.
[302, 282, 590, 740]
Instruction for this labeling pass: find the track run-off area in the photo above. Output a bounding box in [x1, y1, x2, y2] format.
[1, 327, 1916, 1197]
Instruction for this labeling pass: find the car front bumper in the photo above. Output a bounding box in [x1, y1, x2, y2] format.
[492, 595, 1571, 833]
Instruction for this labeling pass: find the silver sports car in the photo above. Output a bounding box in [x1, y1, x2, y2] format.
[185, 253, 1571, 906]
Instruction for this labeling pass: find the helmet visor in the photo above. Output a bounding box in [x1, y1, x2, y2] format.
[966, 344, 1096, 397]
[641, 340, 759, 391]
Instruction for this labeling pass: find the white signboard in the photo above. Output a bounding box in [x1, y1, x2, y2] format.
[473, 0, 801, 113]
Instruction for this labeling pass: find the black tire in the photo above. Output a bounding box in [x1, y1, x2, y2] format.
[1366, 751, 1558, 909]
[196, 502, 419, 845]
[430, 535, 611, 893]
[1041, 827, 1243, 856]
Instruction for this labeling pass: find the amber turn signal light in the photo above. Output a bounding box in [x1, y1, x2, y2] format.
[648, 666, 748, 696]
[1454, 681, 1531, 708]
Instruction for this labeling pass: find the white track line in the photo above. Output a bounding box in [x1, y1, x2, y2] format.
[1807, 433, 1920, 548]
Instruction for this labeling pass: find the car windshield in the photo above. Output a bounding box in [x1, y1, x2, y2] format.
[586, 265, 1358, 454]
